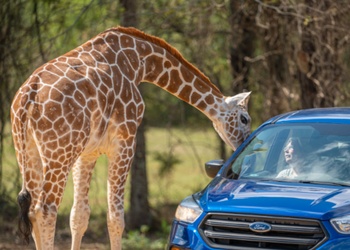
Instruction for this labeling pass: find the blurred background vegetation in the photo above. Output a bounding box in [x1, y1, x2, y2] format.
[1, 0, 350, 249]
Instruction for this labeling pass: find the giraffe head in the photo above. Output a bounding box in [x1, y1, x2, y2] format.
[212, 92, 251, 151]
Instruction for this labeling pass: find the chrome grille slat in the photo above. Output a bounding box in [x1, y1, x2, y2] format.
[199, 213, 328, 250]
[205, 219, 248, 229]
[205, 219, 323, 233]
[204, 230, 319, 245]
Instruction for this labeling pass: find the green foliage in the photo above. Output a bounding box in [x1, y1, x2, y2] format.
[0, 188, 17, 219]
[122, 229, 166, 250]
[27, 0, 120, 59]
[153, 148, 182, 177]
[138, 0, 234, 127]
[3, 0, 350, 142]
[123, 223, 170, 249]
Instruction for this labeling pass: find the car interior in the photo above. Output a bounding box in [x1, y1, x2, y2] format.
[227, 123, 350, 186]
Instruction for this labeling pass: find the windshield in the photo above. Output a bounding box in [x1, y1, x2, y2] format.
[229, 123, 350, 186]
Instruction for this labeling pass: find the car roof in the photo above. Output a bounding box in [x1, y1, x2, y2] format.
[264, 107, 350, 125]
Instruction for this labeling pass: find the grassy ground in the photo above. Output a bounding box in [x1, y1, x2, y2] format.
[1, 126, 229, 249]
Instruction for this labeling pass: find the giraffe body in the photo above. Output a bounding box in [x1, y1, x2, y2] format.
[11, 27, 251, 250]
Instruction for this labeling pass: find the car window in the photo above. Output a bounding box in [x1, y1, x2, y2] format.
[229, 123, 350, 186]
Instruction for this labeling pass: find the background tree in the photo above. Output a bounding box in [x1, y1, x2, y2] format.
[295, 0, 347, 108]
[0, 0, 36, 205]
[251, 0, 349, 111]
[119, 0, 153, 231]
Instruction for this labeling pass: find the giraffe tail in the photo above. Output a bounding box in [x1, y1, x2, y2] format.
[11, 83, 38, 244]
[17, 189, 32, 244]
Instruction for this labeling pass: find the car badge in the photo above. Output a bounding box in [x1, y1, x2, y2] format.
[249, 222, 272, 233]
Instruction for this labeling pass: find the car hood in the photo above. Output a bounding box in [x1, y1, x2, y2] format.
[200, 178, 350, 220]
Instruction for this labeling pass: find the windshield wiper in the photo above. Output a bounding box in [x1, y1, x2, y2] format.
[239, 177, 350, 187]
[298, 180, 350, 187]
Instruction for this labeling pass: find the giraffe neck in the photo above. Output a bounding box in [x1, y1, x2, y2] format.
[141, 44, 224, 120]
[98, 27, 225, 121]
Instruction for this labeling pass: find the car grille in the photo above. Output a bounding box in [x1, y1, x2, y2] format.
[199, 213, 327, 250]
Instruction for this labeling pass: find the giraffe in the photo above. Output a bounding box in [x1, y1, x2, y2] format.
[11, 26, 251, 250]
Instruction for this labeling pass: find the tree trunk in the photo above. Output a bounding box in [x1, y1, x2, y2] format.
[127, 121, 152, 230]
[262, 9, 291, 117]
[297, 36, 319, 109]
[119, 0, 152, 230]
[297, 0, 343, 108]
[0, 1, 27, 193]
[229, 0, 256, 93]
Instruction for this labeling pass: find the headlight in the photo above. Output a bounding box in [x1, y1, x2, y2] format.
[175, 195, 203, 223]
[331, 215, 350, 234]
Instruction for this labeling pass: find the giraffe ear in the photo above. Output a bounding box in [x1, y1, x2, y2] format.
[225, 92, 251, 109]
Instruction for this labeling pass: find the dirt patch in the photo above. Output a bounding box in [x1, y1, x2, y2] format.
[0, 226, 109, 250]
[0, 242, 108, 250]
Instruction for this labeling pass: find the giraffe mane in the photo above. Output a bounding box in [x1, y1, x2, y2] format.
[102, 26, 221, 93]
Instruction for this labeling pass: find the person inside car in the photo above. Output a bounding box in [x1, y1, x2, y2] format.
[276, 137, 304, 179]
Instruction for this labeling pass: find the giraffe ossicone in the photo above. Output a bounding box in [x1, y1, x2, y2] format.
[11, 26, 251, 250]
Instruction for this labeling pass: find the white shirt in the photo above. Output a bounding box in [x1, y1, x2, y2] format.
[276, 168, 298, 179]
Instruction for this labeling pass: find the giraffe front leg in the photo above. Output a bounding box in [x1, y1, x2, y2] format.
[107, 199, 126, 250]
[107, 148, 135, 250]
[70, 156, 97, 250]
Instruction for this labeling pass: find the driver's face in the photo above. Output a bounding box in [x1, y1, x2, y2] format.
[284, 142, 295, 163]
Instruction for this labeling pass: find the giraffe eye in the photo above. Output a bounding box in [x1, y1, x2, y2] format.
[240, 115, 248, 125]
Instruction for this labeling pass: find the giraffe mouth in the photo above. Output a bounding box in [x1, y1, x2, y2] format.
[244, 131, 251, 141]
[213, 123, 242, 151]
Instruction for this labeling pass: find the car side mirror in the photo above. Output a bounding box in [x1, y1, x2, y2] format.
[205, 159, 224, 178]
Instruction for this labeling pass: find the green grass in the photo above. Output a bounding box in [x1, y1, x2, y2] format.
[2, 126, 230, 248]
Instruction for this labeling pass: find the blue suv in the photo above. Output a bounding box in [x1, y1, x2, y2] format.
[168, 108, 350, 250]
